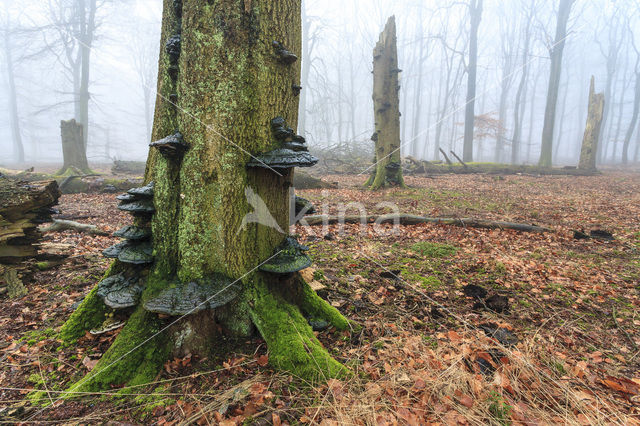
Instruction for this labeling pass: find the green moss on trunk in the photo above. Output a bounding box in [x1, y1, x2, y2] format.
[65, 307, 170, 394]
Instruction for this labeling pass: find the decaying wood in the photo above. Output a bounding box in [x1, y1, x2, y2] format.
[303, 213, 551, 233]
[40, 219, 108, 236]
[578, 76, 605, 171]
[367, 16, 404, 188]
[0, 177, 60, 296]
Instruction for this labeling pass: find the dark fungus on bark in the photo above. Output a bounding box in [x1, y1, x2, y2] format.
[143, 276, 241, 316]
[128, 181, 155, 197]
[272, 41, 298, 64]
[150, 132, 188, 158]
[292, 85, 302, 96]
[247, 148, 318, 170]
[165, 34, 181, 65]
[271, 116, 295, 141]
[259, 236, 311, 274]
[97, 274, 144, 309]
[113, 225, 151, 241]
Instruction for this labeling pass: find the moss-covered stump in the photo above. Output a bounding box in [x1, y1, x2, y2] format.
[55, 0, 351, 398]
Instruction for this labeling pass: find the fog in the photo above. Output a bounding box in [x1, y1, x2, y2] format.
[1, 0, 639, 168]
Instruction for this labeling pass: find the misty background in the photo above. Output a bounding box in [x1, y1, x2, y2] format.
[1, 0, 639, 167]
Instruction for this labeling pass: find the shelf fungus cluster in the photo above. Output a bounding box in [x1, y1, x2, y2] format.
[247, 117, 318, 170]
[92, 183, 155, 328]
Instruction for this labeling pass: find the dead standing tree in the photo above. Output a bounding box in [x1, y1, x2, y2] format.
[58, 118, 90, 174]
[366, 16, 404, 189]
[578, 77, 604, 171]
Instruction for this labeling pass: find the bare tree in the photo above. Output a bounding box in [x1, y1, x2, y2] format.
[622, 23, 640, 164]
[42, 0, 100, 152]
[1, 4, 24, 163]
[510, 0, 537, 164]
[538, 0, 575, 167]
[462, 0, 483, 162]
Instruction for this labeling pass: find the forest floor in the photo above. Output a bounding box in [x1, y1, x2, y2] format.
[1, 172, 639, 425]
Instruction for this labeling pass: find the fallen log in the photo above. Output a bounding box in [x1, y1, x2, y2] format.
[302, 213, 551, 233]
[40, 219, 109, 236]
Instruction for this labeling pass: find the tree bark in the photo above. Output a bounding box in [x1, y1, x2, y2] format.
[60, 0, 350, 394]
[538, 0, 574, 167]
[578, 77, 604, 171]
[462, 0, 483, 162]
[368, 16, 404, 189]
[622, 70, 640, 164]
[58, 119, 90, 174]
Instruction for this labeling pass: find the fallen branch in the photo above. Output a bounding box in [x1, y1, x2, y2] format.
[438, 149, 453, 166]
[450, 150, 468, 169]
[40, 219, 109, 236]
[302, 213, 551, 233]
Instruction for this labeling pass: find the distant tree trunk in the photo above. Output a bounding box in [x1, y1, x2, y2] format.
[76, 0, 96, 151]
[553, 75, 569, 160]
[298, 0, 310, 136]
[578, 77, 604, 171]
[462, 0, 483, 162]
[510, 3, 533, 164]
[59, 0, 349, 394]
[367, 16, 404, 189]
[538, 0, 574, 167]
[3, 28, 24, 163]
[59, 119, 90, 174]
[622, 70, 640, 164]
[411, 9, 425, 158]
[526, 73, 540, 163]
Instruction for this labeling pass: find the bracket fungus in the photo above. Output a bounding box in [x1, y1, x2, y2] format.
[271, 116, 295, 141]
[102, 241, 129, 259]
[116, 193, 137, 202]
[103, 241, 154, 265]
[272, 41, 298, 64]
[143, 275, 241, 316]
[247, 148, 318, 170]
[165, 34, 181, 65]
[117, 199, 155, 215]
[97, 274, 144, 309]
[113, 225, 151, 241]
[292, 84, 302, 96]
[127, 181, 154, 198]
[118, 241, 154, 265]
[259, 236, 311, 274]
[149, 132, 188, 158]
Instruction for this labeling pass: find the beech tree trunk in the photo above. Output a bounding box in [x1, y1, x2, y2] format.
[578, 77, 604, 171]
[366, 16, 404, 189]
[58, 119, 91, 174]
[59, 0, 349, 394]
[462, 0, 482, 162]
[3, 29, 24, 164]
[538, 0, 574, 167]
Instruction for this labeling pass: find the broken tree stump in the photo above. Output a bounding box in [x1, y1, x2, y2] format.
[366, 16, 404, 189]
[58, 119, 91, 175]
[578, 76, 604, 171]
